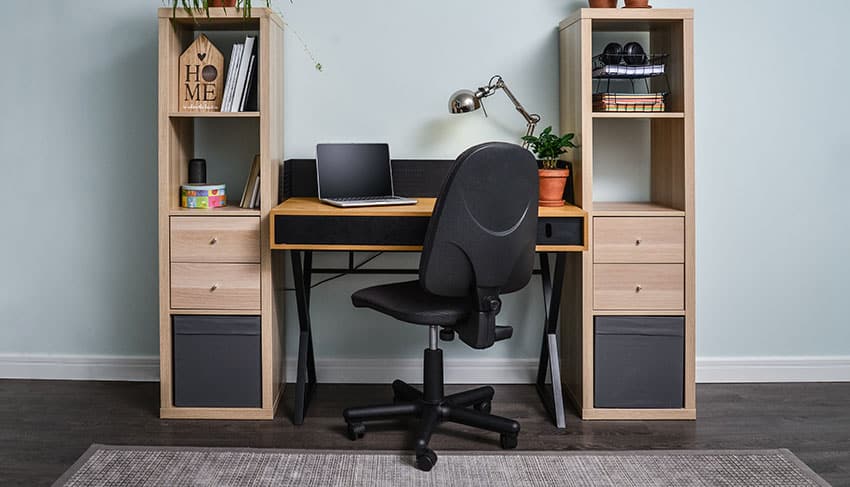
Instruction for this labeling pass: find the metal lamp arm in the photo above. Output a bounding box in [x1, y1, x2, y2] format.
[476, 75, 542, 145]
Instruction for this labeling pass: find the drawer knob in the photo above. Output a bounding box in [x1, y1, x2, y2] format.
[210, 283, 219, 292]
[210, 237, 218, 245]
[635, 284, 642, 293]
[635, 238, 642, 246]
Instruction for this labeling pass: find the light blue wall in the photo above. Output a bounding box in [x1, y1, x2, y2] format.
[1, 1, 848, 365]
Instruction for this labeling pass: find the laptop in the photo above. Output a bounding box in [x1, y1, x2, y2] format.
[316, 143, 418, 208]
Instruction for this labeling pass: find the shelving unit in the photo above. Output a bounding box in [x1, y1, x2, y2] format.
[157, 7, 285, 420]
[559, 8, 695, 420]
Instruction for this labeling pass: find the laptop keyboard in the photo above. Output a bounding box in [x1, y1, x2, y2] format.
[331, 196, 401, 202]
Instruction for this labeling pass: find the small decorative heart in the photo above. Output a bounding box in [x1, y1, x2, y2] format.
[197, 52, 207, 61]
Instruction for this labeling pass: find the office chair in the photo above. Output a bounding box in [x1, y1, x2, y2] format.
[343, 141, 539, 471]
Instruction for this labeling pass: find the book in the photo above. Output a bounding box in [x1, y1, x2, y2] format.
[239, 55, 256, 112]
[230, 36, 256, 112]
[221, 43, 243, 112]
[239, 155, 260, 208]
[249, 174, 260, 209]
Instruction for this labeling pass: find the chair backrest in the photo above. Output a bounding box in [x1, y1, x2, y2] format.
[419, 142, 539, 348]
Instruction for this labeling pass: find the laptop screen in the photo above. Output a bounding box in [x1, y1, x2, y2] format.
[316, 143, 394, 199]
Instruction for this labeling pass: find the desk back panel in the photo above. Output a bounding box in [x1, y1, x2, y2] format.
[281, 159, 574, 203]
[281, 159, 456, 200]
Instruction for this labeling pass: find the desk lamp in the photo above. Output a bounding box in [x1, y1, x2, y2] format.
[448, 75, 541, 148]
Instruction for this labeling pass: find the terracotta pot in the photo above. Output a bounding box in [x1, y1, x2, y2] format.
[589, 0, 618, 7]
[209, 0, 238, 7]
[538, 168, 570, 207]
[624, 0, 651, 8]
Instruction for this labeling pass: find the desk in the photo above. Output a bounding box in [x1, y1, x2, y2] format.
[270, 197, 586, 428]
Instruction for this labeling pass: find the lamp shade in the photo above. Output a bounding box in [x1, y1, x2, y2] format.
[448, 89, 481, 114]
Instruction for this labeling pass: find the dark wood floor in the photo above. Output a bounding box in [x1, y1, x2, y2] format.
[1, 381, 848, 486]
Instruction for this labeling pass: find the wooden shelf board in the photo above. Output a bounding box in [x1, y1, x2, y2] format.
[560, 8, 693, 30]
[160, 407, 274, 420]
[582, 407, 696, 421]
[169, 112, 260, 118]
[592, 112, 685, 119]
[169, 309, 262, 316]
[592, 201, 685, 217]
[593, 309, 685, 316]
[170, 205, 260, 217]
[158, 7, 282, 30]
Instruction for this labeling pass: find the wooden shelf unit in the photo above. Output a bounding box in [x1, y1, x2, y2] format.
[157, 7, 285, 420]
[559, 8, 695, 420]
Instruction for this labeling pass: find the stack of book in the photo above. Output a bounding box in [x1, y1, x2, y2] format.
[239, 155, 261, 209]
[593, 93, 666, 112]
[221, 36, 258, 113]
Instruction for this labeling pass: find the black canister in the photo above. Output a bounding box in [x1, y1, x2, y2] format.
[188, 158, 207, 184]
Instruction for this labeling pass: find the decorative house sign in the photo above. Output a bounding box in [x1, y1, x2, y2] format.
[179, 34, 224, 111]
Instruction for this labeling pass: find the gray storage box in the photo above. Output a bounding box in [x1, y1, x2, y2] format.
[594, 316, 684, 409]
[173, 315, 262, 408]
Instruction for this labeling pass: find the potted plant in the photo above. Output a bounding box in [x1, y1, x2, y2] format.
[522, 126, 577, 207]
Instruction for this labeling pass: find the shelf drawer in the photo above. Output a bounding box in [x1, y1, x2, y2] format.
[594, 217, 684, 263]
[171, 217, 260, 263]
[594, 264, 683, 310]
[171, 263, 260, 310]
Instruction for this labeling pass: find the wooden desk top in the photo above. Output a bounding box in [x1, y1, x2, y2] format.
[270, 197, 586, 218]
[270, 197, 586, 252]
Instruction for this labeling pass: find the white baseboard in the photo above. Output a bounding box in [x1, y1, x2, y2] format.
[0, 353, 159, 382]
[696, 356, 850, 383]
[2, 353, 849, 384]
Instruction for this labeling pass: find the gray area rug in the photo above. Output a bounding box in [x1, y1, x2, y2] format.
[54, 445, 830, 487]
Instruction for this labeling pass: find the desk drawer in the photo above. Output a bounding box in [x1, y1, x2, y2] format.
[594, 217, 683, 263]
[274, 214, 585, 248]
[171, 263, 260, 310]
[171, 217, 260, 263]
[537, 217, 585, 247]
[594, 264, 683, 310]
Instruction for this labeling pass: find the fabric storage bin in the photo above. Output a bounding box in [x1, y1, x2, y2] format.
[594, 316, 684, 408]
[173, 315, 262, 408]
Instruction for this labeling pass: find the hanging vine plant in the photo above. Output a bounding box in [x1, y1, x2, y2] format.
[165, 0, 322, 71]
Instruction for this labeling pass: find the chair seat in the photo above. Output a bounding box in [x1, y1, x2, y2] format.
[351, 280, 471, 326]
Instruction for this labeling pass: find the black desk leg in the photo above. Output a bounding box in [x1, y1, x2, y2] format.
[291, 250, 317, 425]
[535, 253, 567, 429]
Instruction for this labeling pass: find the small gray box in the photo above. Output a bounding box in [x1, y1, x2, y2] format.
[594, 316, 684, 409]
[173, 315, 262, 408]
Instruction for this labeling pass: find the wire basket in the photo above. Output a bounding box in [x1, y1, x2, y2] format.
[593, 93, 666, 112]
[592, 53, 669, 112]
[592, 53, 669, 79]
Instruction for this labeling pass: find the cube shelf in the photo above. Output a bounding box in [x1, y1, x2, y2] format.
[157, 7, 285, 420]
[558, 8, 695, 421]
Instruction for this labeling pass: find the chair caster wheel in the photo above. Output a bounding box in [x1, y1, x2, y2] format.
[500, 432, 518, 450]
[347, 422, 365, 441]
[415, 448, 438, 471]
[474, 401, 492, 414]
